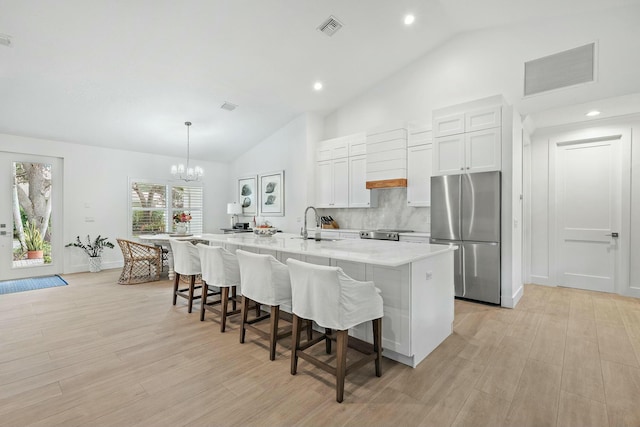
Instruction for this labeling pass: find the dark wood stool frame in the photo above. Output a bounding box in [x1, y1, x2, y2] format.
[172, 272, 212, 313]
[290, 314, 383, 403]
[239, 296, 313, 361]
[200, 281, 241, 332]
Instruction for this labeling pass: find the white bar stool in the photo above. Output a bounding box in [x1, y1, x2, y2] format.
[236, 249, 297, 361]
[286, 258, 384, 403]
[196, 244, 241, 332]
[169, 239, 207, 313]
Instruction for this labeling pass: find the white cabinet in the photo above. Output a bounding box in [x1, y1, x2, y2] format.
[433, 106, 501, 137]
[433, 106, 502, 175]
[407, 144, 432, 207]
[315, 158, 349, 208]
[465, 128, 501, 172]
[315, 132, 375, 208]
[433, 113, 465, 137]
[433, 134, 465, 175]
[349, 155, 373, 207]
[465, 106, 501, 132]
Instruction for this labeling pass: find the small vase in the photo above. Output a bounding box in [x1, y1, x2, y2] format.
[175, 223, 188, 234]
[89, 256, 102, 273]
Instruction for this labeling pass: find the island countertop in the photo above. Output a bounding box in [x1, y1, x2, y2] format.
[199, 232, 456, 267]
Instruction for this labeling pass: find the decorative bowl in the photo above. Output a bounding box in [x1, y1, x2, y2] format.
[253, 227, 277, 237]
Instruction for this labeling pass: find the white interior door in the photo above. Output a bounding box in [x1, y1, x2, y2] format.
[0, 152, 63, 280]
[555, 136, 622, 292]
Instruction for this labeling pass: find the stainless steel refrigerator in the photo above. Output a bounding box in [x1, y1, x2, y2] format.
[430, 171, 501, 304]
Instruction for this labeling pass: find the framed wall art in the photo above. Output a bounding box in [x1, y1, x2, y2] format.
[237, 175, 257, 215]
[258, 170, 284, 216]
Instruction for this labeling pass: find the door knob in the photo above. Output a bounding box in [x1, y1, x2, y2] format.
[605, 232, 619, 238]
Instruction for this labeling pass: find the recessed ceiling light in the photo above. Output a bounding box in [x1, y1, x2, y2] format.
[313, 82, 323, 91]
[404, 14, 415, 26]
[586, 110, 601, 117]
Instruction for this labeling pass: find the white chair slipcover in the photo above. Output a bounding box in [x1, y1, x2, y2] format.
[286, 258, 384, 402]
[286, 258, 383, 331]
[168, 239, 202, 313]
[196, 244, 240, 289]
[196, 243, 242, 331]
[169, 239, 201, 276]
[236, 249, 291, 308]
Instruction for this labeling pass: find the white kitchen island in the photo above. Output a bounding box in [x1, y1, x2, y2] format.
[199, 232, 457, 368]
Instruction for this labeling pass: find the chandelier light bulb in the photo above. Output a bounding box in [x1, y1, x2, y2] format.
[170, 121, 203, 182]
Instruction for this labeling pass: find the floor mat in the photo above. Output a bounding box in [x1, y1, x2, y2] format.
[0, 275, 68, 295]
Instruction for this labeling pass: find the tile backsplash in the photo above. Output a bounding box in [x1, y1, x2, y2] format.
[318, 188, 430, 232]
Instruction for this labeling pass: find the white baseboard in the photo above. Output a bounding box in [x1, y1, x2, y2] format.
[65, 261, 123, 274]
[501, 284, 524, 309]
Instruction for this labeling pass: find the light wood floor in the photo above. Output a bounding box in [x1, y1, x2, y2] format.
[1, 270, 640, 426]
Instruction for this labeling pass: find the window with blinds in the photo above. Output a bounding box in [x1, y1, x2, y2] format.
[171, 185, 203, 234]
[130, 181, 203, 236]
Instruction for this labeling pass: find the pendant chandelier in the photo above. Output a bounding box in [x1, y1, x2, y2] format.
[171, 121, 203, 182]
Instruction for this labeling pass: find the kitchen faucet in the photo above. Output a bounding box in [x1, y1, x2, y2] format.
[301, 206, 320, 240]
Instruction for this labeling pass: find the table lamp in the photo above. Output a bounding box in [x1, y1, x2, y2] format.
[227, 202, 243, 227]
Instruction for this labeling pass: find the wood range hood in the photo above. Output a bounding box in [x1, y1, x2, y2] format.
[366, 178, 407, 189]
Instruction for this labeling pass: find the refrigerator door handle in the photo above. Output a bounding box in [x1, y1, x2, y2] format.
[461, 245, 466, 297]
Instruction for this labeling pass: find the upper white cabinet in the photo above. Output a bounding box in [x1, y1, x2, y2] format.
[315, 132, 375, 208]
[349, 154, 374, 207]
[466, 106, 501, 132]
[465, 128, 501, 172]
[316, 158, 349, 208]
[433, 113, 465, 137]
[433, 106, 501, 137]
[407, 127, 432, 207]
[433, 105, 502, 175]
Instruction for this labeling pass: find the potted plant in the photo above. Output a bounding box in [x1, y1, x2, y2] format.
[66, 235, 114, 272]
[24, 221, 45, 259]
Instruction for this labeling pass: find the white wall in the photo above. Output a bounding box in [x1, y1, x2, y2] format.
[0, 133, 229, 274]
[324, 6, 640, 138]
[228, 113, 324, 233]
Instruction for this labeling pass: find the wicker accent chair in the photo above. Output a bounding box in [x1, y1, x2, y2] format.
[117, 239, 163, 285]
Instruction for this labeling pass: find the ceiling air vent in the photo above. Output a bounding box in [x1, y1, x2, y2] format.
[220, 102, 238, 112]
[317, 15, 343, 37]
[524, 43, 595, 96]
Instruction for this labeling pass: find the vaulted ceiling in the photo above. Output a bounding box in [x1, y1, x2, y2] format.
[1, 0, 638, 161]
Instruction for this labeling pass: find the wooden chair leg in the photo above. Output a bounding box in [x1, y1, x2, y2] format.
[306, 320, 313, 341]
[188, 275, 195, 313]
[231, 286, 237, 311]
[200, 283, 208, 321]
[291, 314, 302, 375]
[373, 318, 382, 377]
[255, 302, 261, 317]
[239, 296, 249, 343]
[220, 287, 229, 333]
[325, 328, 332, 354]
[172, 273, 180, 305]
[269, 305, 280, 361]
[336, 330, 348, 403]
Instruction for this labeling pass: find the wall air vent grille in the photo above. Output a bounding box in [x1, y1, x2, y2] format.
[317, 15, 343, 37]
[220, 102, 238, 112]
[524, 43, 595, 96]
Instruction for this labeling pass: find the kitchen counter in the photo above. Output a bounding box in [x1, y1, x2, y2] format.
[199, 232, 455, 368]
[199, 232, 450, 267]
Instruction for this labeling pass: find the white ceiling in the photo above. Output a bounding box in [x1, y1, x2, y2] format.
[1, 0, 638, 162]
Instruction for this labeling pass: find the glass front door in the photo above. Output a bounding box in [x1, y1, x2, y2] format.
[0, 152, 63, 280]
